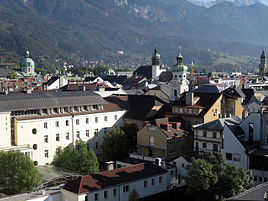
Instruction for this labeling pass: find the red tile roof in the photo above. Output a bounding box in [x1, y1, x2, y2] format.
[63, 162, 167, 194]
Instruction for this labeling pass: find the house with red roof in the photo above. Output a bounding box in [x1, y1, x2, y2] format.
[61, 162, 168, 201]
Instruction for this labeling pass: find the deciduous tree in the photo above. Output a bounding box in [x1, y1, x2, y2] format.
[186, 152, 252, 201]
[53, 140, 99, 175]
[0, 151, 40, 193]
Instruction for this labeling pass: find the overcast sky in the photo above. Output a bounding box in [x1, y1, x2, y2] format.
[199, 0, 268, 5]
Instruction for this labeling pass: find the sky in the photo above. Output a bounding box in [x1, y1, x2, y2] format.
[198, 0, 268, 5]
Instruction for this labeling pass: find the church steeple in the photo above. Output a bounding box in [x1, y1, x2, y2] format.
[152, 48, 160, 66]
[261, 49, 267, 64]
[259, 49, 268, 76]
[176, 46, 183, 65]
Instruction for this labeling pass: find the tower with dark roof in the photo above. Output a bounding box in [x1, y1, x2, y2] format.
[152, 48, 165, 80]
[20, 51, 35, 74]
[259, 49, 268, 76]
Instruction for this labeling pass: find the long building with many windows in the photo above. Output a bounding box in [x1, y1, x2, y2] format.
[0, 90, 127, 165]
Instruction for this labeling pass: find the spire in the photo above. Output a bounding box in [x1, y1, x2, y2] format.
[152, 47, 160, 66]
[25, 51, 30, 58]
[176, 45, 183, 65]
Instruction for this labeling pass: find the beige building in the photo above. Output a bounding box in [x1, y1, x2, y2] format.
[169, 91, 222, 126]
[0, 92, 127, 165]
[137, 118, 191, 162]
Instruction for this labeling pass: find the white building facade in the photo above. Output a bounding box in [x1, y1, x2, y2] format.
[0, 91, 127, 165]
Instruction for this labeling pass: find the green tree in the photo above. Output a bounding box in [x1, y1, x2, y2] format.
[128, 189, 139, 201]
[93, 65, 109, 76]
[101, 127, 129, 161]
[53, 140, 99, 175]
[7, 71, 18, 79]
[120, 123, 138, 151]
[186, 152, 252, 201]
[0, 151, 40, 193]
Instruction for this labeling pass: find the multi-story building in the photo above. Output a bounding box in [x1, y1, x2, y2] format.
[61, 162, 168, 201]
[193, 116, 241, 153]
[169, 91, 222, 126]
[0, 91, 127, 165]
[137, 118, 191, 162]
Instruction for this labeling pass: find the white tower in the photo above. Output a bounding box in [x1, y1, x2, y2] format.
[169, 46, 189, 101]
[152, 48, 161, 80]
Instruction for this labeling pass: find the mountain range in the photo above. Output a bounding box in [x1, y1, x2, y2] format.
[187, 0, 261, 7]
[0, 0, 268, 70]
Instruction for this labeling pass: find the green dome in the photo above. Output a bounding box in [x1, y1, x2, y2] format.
[172, 64, 188, 72]
[152, 48, 160, 59]
[20, 51, 35, 67]
[172, 46, 187, 72]
[104, 68, 116, 75]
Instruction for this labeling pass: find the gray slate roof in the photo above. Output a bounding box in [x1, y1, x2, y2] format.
[227, 182, 268, 201]
[193, 116, 241, 131]
[0, 91, 105, 112]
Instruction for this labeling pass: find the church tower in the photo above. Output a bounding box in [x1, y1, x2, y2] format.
[169, 46, 189, 101]
[151, 48, 161, 80]
[20, 51, 35, 74]
[259, 50, 268, 76]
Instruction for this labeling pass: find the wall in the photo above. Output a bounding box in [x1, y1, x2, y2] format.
[0, 112, 11, 147]
[203, 94, 222, 124]
[61, 189, 85, 201]
[222, 124, 248, 169]
[240, 113, 260, 142]
[15, 110, 126, 165]
[137, 125, 167, 158]
[193, 129, 221, 152]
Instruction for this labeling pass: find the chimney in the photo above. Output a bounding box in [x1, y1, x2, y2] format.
[186, 92, 194, 105]
[59, 76, 64, 88]
[160, 124, 172, 131]
[83, 86, 86, 91]
[264, 192, 268, 201]
[106, 161, 114, 171]
[99, 86, 105, 92]
[26, 88, 32, 94]
[171, 122, 181, 130]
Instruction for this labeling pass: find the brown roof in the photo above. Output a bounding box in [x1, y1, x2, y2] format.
[15, 96, 128, 121]
[63, 162, 167, 194]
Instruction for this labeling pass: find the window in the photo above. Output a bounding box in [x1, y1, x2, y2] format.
[56, 134, 60, 141]
[44, 135, 48, 143]
[114, 115, 118, 120]
[44, 150, 49, 158]
[55, 121, 59, 127]
[66, 120, 69, 126]
[170, 170, 173, 175]
[94, 129, 99, 136]
[213, 132, 217, 138]
[233, 154, 241, 162]
[86, 130, 89, 137]
[32, 128, 37, 134]
[104, 128, 108, 135]
[104, 116, 108, 121]
[213, 144, 218, 152]
[182, 163, 185, 168]
[66, 132, 69, 140]
[260, 177, 263, 182]
[149, 136, 154, 146]
[249, 123, 254, 142]
[144, 180, 147, 187]
[94, 193, 98, 201]
[202, 143, 207, 148]
[113, 188, 117, 196]
[123, 185, 129, 193]
[96, 142, 99, 150]
[86, 118, 89, 124]
[174, 89, 177, 97]
[76, 131, 80, 138]
[203, 131, 207, 137]
[159, 176, 162, 183]
[226, 153, 232, 160]
[151, 178, 155, 185]
[76, 119, 79, 125]
[254, 176, 257, 181]
[104, 191, 108, 199]
[44, 122, 48, 129]
[264, 177, 267, 182]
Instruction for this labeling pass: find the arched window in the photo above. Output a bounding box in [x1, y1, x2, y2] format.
[174, 89, 177, 97]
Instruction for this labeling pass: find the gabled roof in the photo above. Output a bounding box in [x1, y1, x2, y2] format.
[193, 84, 221, 93]
[172, 92, 222, 117]
[223, 87, 245, 99]
[133, 66, 152, 79]
[159, 71, 172, 82]
[193, 116, 241, 131]
[63, 162, 167, 194]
